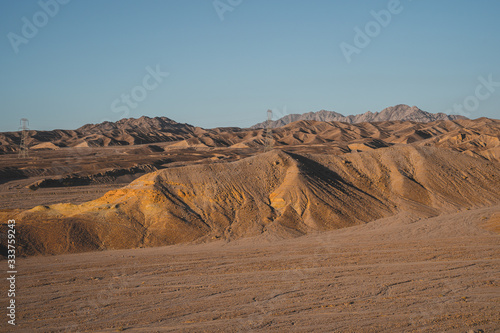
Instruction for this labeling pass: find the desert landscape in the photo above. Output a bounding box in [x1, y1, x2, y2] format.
[0, 105, 499, 332]
[2, 1, 500, 332]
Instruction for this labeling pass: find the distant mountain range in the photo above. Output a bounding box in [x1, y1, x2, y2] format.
[0, 104, 478, 154]
[251, 104, 467, 129]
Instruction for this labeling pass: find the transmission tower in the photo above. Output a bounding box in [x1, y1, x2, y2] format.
[264, 109, 273, 152]
[18, 118, 29, 158]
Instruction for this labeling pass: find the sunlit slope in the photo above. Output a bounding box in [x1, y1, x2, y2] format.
[3, 145, 499, 255]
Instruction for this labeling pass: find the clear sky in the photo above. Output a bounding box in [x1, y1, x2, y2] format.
[1, 0, 499, 131]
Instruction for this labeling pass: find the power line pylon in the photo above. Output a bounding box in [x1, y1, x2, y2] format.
[264, 109, 273, 152]
[19, 118, 29, 158]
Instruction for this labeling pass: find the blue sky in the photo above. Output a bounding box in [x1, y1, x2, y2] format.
[1, 0, 499, 131]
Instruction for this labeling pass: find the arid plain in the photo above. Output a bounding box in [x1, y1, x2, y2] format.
[1, 108, 499, 332]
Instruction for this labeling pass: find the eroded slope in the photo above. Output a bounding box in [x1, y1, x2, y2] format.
[2, 145, 499, 256]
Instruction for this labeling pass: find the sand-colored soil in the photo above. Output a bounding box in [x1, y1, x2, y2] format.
[3, 144, 499, 256]
[1, 117, 499, 332]
[5, 205, 498, 332]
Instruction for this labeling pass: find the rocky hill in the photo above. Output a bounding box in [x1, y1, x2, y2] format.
[0, 116, 200, 153]
[2, 144, 499, 256]
[251, 104, 467, 129]
[76, 116, 196, 134]
[1, 117, 499, 164]
[0, 106, 477, 154]
[170, 117, 500, 162]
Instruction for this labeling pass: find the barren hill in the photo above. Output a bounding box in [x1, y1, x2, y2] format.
[0, 105, 471, 154]
[171, 118, 500, 161]
[3, 145, 499, 256]
[0, 116, 200, 153]
[76, 116, 197, 134]
[1, 118, 498, 199]
[251, 104, 466, 129]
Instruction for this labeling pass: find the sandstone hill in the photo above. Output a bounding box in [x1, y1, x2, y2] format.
[251, 104, 466, 129]
[2, 144, 499, 256]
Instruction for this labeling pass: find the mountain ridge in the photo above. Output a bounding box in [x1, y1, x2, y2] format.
[76, 115, 195, 133]
[251, 104, 467, 129]
[0, 105, 485, 155]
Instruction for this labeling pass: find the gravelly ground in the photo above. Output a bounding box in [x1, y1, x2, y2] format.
[4, 205, 499, 332]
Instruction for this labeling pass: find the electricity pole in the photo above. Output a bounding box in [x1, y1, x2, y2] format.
[264, 109, 273, 152]
[19, 118, 29, 158]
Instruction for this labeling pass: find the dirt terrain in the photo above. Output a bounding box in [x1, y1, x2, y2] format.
[0, 115, 499, 331]
[4, 205, 498, 332]
[3, 144, 500, 256]
[0, 144, 255, 210]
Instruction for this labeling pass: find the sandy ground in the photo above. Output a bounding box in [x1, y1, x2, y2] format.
[0, 145, 255, 210]
[2, 205, 498, 332]
[0, 182, 125, 210]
